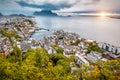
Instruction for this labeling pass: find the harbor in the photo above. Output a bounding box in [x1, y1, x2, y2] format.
[0, 16, 120, 60]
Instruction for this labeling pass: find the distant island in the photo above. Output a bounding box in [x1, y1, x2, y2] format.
[33, 10, 58, 16]
[9, 14, 26, 16]
[110, 15, 120, 19]
[0, 13, 27, 17]
[0, 12, 3, 16]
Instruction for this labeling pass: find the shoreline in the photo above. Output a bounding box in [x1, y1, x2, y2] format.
[31, 28, 120, 48]
[0, 15, 120, 56]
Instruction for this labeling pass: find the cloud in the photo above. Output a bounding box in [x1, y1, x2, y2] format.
[58, 0, 101, 12]
[16, 0, 80, 10]
[97, 0, 120, 12]
[0, 0, 20, 11]
[59, 0, 120, 13]
[0, 0, 41, 11]
[16, 0, 102, 12]
[0, 0, 42, 15]
[0, 0, 120, 13]
[82, 0, 100, 5]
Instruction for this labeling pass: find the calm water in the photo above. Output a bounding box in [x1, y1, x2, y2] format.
[32, 16, 120, 47]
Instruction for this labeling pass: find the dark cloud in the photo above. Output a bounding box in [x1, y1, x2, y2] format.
[0, 0, 120, 13]
[16, 0, 79, 10]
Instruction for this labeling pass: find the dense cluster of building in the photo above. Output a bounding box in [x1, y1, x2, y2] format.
[98, 42, 120, 57]
[34, 30, 120, 68]
[75, 42, 120, 67]
[0, 16, 120, 71]
[27, 30, 120, 68]
[0, 16, 36, 55]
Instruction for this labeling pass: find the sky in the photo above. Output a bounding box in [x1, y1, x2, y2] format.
[0, 0, 120, 15]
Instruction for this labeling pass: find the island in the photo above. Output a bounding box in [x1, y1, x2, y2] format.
[0, 12, 3, 16]
[110, 15, 120, 19]
[33, 10, 58, 16]
[9, 14, 26, 17]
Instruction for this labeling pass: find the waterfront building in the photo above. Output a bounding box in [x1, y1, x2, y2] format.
[75, 53, 89, 66]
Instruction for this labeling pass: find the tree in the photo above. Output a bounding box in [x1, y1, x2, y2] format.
[35, 48, 49, 68]
[1, 28, 22, 62]
[52, 45, 64, 54]
[85, 59, 120, 80]
[49, 53, 65, 66]
[87, 43, 104, 53]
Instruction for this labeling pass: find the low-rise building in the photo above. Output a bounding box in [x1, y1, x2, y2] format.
[98, 42, 120, 57]
[75, 53, 89, 66]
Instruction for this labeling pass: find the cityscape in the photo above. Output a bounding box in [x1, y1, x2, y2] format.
[0, 0, 120, 80]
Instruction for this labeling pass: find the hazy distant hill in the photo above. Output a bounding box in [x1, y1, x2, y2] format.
[9, 14, 26, 17]
[110, 16, 120, 19]
[0, 12, 3, 16]
[34, 10, 58, 16]
[71, 11, 98, 14]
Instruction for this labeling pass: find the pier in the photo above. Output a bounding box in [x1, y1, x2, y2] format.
[35, 28, 49, 31]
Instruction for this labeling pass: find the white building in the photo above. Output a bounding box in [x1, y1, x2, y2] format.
[75, 53, 89, 66]
[98, 42, 120, 55]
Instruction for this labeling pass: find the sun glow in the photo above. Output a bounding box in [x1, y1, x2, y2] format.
[99, 12, 111, 17]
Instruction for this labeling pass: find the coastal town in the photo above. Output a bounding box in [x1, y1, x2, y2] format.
[1, 0, 120, 79]
[37, 30, 120, 71]
[0, 15, 120, 75]
[0, 15, 37, 55]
